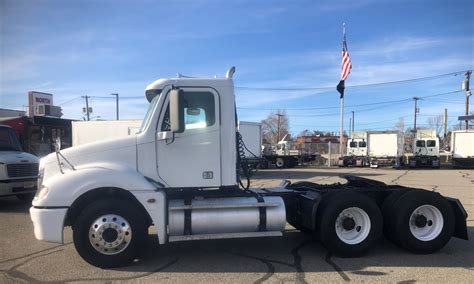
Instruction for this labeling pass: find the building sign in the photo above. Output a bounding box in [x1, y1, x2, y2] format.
[28, 91, 54, 117]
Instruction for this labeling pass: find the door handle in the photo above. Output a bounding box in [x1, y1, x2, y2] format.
[157, 131, 173, 141]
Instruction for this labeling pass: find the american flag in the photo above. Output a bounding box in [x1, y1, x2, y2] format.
[337, 26, 352, 98]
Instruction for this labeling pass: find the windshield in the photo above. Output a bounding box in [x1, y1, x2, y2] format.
[139, 93, 160, 132]
[0, 128, 22, 151]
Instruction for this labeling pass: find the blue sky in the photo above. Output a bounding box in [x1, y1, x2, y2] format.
[1, 0, 473, 135]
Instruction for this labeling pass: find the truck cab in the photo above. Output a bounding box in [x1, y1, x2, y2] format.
[0, 125, 39, 201]
[409, 129, 440, 168]
[338, 131, 368, 167]
[30, 68, 468, 268]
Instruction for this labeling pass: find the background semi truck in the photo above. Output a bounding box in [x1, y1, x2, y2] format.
[408, 129, 440, 168]
[451, 130, 474, 168]
[338, 131, 369, 167]
[30, 68, 467, 268]
[367, 131, 404, 168]
[238, 123, 315, 169]
[0, 125, 39, 201]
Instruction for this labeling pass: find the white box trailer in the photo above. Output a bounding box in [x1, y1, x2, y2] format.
[367, 131, 404, 167]
[238, 121, 262, 159]
[72, 120, 142, 147]
[451, 130, 474, 168]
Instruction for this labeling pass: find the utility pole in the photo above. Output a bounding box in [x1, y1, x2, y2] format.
[349, 117, 352, 136]
[463, 71, 471, 130]
[351, 111, 355, 134]
[276, 113, 284, 142]
[82, 95, 90, 121]
[443, 108, 448, 138]
[111, 93, 119, 120]
[413, 97, 419, 132]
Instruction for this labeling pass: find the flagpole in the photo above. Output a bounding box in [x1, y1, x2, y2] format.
[339, 23, 346, 159]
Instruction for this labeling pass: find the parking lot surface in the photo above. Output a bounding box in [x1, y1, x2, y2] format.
[1, 167, 473, 283]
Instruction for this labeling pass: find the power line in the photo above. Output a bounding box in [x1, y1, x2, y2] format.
[235, 70, 468, 91]
[57, 97, 82, 106]
[237, 90, 463, 112]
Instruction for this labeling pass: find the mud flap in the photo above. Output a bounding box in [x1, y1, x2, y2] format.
[446, 197, 469, 240]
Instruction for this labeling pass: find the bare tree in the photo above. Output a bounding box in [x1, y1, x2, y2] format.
[426, 115, 443, 136]
[261, 110, 289, 145]
[394, 117, 405, 133]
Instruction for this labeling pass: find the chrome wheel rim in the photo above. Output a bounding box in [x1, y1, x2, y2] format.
[409, 205, 443, 241]
[335, 207, 371, 245]
[89, 214, 132, 255]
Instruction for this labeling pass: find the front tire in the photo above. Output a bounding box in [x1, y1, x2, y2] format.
[390, 190, 454, 254]
[317, 192, 383, 257]
[73, 198, 148, 268]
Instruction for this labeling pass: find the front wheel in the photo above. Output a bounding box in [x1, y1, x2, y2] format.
[275, 158, 285, 168]
[317, 192, 383, 257]
[73, 198, 148, 268]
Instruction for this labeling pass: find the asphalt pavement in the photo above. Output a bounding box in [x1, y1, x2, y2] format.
[1, 167, 473, 283]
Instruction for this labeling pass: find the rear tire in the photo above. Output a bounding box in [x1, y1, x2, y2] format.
[381, 190, 410, 242]
[317, 192, 383, 257]
[73, 198, 148, 268]
[390, 190, 454, 254]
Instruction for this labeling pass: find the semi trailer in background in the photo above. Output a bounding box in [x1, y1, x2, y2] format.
[237, 121, 263, 168]
[367, 131, 404, 168]
[409, 129, 440, 168]
[72, 120, 142, 147]
[451, 130, 474, 168]
[338, 131, 369, 167]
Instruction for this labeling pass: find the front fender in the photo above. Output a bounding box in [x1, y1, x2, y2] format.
[35, 163, 156, 207]
[34, 163, 168, 245]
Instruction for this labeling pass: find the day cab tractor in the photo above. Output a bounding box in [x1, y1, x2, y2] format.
[30, 68, 468, 268]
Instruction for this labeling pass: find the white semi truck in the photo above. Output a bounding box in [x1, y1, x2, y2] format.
[408, 129, 440, 168]
[367, 131, 404, 168]
[30, 68, 467, 268]
[451, 130, 474, 168]
[0, 125, 39, 201]
[338, 131, 369, 167]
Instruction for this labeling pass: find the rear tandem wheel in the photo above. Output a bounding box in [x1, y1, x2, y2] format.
[386, 190, 455, 254]
[317, 192, 383, 257]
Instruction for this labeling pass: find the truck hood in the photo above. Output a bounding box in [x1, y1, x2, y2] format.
[0, 151, 39, 164]
[41, 135, 138, 173]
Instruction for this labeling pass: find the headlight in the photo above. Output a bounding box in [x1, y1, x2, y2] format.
[34, 186, 49, 201]
[37, 165, 45, 189]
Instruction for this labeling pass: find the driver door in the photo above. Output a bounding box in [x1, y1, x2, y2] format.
[156, 88, 221, 188]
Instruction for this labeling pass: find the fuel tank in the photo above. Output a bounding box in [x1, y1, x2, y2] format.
[168, 196, 286, 236]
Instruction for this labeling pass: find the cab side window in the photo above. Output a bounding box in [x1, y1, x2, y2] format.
[161, 91, 216, 131]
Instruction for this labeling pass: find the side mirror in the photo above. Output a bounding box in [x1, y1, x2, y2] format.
[54, 137, 62, 152]
[170, 88, 185, 133]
